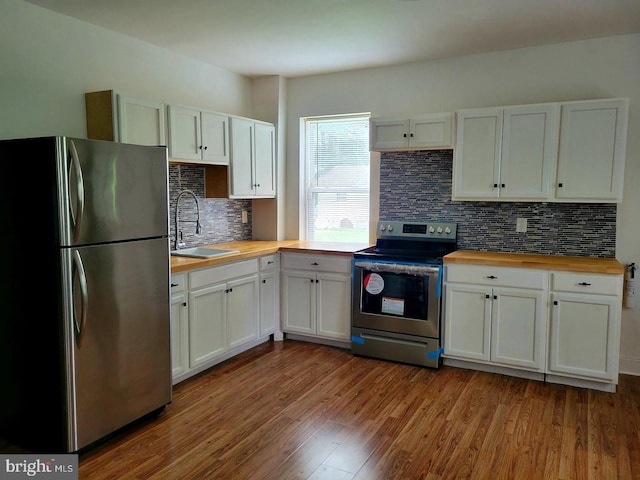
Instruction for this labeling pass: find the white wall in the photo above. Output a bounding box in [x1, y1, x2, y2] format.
[0, 0, 253, 140]
[286, 33, 640, 374]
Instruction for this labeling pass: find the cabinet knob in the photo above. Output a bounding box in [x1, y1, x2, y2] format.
[554, 300, 558, 305]
[311, 262, 319, 266]
[310, 278, 314, 283]
[501, 184, 505, 188]
[410, 133, 414, 137]
[204, 146, 208, 150]
[493, 183, 498, 188]
[558, 183, 563, 187]
[493, 295, 497, 300]
[485, 294, 490, 299]
[262, 279, 266, 283]
[182, 302, 187, 307]
[403, 133, 407, 138]
[486, 275, 497, 279]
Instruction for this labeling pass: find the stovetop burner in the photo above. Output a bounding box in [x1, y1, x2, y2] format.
[354, 220, 458, 264]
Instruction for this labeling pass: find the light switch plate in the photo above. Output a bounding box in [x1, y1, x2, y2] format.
[516, 218, 527, 233]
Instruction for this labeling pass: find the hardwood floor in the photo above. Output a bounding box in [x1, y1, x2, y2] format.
[5, 340, 640, 479]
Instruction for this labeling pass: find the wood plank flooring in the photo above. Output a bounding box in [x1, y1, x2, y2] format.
[6, 340, 640, 479]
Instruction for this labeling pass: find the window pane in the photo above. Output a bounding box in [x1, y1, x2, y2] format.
[303, 114, 370, 243]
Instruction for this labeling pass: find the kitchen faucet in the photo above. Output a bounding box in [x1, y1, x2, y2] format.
[173, 189, 202, 250]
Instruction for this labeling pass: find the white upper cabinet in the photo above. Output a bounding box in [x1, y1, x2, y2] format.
[85, 90, 166, 146]
[229, 117, 276, 198]
[167, 104, 230, 165]
[453, 98, 628, 203]
[554, 99, 629, 203]
[453, 104, 558, 201]
[370, 113, 453, 151]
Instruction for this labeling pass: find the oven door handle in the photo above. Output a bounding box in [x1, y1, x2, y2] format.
[354, 261, 440, 276]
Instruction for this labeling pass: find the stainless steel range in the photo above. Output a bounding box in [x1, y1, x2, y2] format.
[351, 220, 457, 368]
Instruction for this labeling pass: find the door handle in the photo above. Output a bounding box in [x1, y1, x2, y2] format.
[67, 139, 85, 244]
[72, 250, 88, 348]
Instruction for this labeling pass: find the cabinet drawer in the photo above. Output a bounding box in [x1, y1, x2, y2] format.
[551, 272, 622, 295]
[189, 259, 259, 289]
[446, 264, 546, 289]
[171, 273, 185, 293]
[282, 253, 352, 274]
[260, 254, 278, 271]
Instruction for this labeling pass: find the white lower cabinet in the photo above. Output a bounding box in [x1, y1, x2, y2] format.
[170, 273, 189, 379]
[444, 265, 546, 372]
[171, 258, 268, 384]
[443, 263, 623, 391]
[547, 271, 622, 384]
[259, 254, 279, 336]
[189, 282, 227, 367]
[281, 253, 352, 342]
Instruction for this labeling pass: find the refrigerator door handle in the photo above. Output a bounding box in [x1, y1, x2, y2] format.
[67, 139, 85, 243]
[72, 250, 88, 347]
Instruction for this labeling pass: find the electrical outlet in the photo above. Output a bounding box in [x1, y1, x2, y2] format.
[516, 218, 527, 233]
[241, 210, 248, 224]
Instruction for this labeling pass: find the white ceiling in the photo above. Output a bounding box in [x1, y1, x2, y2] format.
[24, 0, 640, 78]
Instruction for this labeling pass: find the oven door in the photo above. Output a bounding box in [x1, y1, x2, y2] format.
[352, 260, 441, 338]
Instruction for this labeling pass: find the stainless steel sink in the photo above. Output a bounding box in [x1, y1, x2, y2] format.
[170, 247, 239, 259]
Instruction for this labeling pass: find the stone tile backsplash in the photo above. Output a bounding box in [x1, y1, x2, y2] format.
[168, 164, 252, 248]
[379, 150, 617, 258]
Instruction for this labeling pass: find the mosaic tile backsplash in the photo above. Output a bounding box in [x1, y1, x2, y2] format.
[379, 150, 617, 258]
[168, 164, 252, 248]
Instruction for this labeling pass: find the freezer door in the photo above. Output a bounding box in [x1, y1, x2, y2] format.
[58, 137, 169, 247]
[63, 238, 172, 451]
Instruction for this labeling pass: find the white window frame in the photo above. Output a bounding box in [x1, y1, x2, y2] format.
[299, 113, 371, 242]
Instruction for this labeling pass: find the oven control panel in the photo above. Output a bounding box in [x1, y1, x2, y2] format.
[377, 221, 457, 239]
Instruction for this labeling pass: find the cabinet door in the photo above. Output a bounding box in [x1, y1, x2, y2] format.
[443, 284, 491, 361]
[410, 114, 453, 149]
[548, 292, 619, 381]
[500, 104, 557, 199]
[260, 270, 278, 336]
[201, 112, 230, 165]
[170, 292, 189, 379]
[369, 118, 410, 151]
[189, 283, 226, 367]
[167, 105, 202, 161]
[316, 272, 351, 340]
[491, 287, 545, 370]
[227, 275, 260, 349]
[229, 117, 255, 197]
[555, 99, 628, 202]
[117, 94, 166, 146]
[281, 270, 315, 334]
[254, 122, 276, 197]
[453, 109, 502, 199]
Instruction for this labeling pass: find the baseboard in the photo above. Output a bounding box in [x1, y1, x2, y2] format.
[284, 332, 350, 350]
[619, 356, 640, 376]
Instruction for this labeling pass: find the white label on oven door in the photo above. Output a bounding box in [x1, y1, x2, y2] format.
[381, 297, 405, 316]
[364, 273, 384, 295]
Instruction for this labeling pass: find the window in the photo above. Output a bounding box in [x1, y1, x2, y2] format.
[301, 113, 370, 242]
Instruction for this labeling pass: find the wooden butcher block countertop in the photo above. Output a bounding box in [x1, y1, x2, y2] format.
[444, 250, 625, 274]
[171, 240, 371, 273]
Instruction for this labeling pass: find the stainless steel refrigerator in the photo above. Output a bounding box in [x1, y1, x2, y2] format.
[0, 136, 172, 453]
